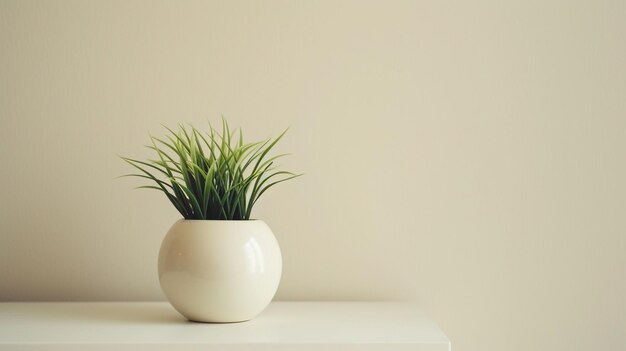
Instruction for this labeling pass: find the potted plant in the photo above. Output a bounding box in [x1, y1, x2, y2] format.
[120, 119, 300, 323]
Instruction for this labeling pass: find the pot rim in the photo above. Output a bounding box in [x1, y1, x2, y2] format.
[178, 218, 262, 222]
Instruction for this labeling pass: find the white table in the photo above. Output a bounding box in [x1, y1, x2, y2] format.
[0, 302, 450, 351]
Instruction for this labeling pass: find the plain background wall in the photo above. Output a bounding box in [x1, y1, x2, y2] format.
[1, 0, 625, 350]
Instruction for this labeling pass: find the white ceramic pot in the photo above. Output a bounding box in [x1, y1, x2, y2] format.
[158, 219, 282, 323]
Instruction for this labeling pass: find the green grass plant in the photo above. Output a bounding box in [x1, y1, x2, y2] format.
[120, 119, 300, 220]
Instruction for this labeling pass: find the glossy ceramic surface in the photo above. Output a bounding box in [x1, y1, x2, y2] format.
[158, 219, 282, 322]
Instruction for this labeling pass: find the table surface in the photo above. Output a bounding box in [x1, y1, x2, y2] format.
[0, 301, 450, 351]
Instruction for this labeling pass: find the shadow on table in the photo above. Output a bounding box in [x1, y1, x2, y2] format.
[12, 303, 188, 325]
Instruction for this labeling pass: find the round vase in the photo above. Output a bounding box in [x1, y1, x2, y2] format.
[158, 219, 282, 323]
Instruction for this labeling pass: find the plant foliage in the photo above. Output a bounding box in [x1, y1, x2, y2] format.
[120, 119, 300, 220]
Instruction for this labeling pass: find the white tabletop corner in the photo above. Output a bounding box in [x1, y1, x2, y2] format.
[0, 301, 450, 351]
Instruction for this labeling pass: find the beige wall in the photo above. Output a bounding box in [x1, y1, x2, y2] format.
[1, 0, 625, 350]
